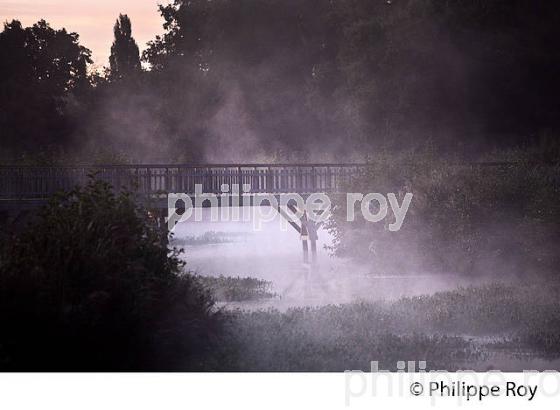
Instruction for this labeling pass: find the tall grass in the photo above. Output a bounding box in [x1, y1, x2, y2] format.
[216, 282, 560, 371]
[197, 275, 276, 302]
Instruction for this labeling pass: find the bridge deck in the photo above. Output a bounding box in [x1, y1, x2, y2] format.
[0, 165, 364, 207]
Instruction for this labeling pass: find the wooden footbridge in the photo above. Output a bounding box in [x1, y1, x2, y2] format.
[0, 164, 362, 204]
[0, 161, 553, 263]
[1, 161, 538, 203]
[0, 164, 365, 264]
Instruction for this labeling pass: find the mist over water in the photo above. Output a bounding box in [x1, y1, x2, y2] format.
[2, 0, 560, 377]
[171, 207, 488, 310]
[170, 208, 560, 371]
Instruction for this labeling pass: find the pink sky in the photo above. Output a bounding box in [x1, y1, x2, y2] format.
[0, 0, 166, 67]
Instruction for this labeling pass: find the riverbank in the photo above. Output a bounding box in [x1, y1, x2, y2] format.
[198, 280, 560, 371]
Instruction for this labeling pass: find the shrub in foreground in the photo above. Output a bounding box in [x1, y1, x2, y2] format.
[0, 178, 221, 370]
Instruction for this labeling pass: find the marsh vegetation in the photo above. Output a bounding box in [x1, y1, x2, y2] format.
[2, 149, 560, 371]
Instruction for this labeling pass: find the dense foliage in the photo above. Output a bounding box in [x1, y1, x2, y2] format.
[138, 0, 560, 158]
[1, 0, 560, 162]
[0, 20, 91, 158]
[327, 147, 560, 276]
[0, 179, 221, 370]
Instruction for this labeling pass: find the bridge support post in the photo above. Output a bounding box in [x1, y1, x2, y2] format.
[300, 211, 308, 264]
[297, 210, 318, 265]
[310, 236, 317, 264]
[277, 205, 312, 264]
[302, 236, 309, 264]
[306, 218, 318, 265]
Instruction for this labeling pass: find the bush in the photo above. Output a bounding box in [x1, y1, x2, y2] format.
[0, 178, 222, 370]
[327, 147, 560, 276]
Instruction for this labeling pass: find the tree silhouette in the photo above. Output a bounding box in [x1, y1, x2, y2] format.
[0, 19, 91, 158]
[109, 14, 141, 80]
[3, 1, 560, 162]
[140, 0, 560, 157]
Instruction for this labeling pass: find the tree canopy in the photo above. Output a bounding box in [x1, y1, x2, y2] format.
[109, 14, 141, 80]
[0, 20, 91, 157]
[1, 1, 560, 162]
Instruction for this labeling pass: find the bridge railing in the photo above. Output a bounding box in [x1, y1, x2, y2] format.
[0, 165, 363, 200]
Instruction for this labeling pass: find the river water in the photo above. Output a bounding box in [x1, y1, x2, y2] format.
[169, 207, 484, 310]
[168, 208, 560, 370]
